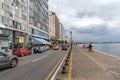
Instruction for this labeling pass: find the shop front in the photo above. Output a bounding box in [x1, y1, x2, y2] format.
[12, 31, 28, 49]
[0, 27, 29, 52]
[0, 28, 11, 52]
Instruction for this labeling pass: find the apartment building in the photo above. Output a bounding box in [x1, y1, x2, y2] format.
[0, 0, 28, 51]
[28, 0, 49, 41]
[49, 11, 60, 40]
[0, 0, 49, 52]
[59, 23, 65, 41]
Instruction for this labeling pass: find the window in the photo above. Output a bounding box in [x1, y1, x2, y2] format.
[9, 19, 13, 27]
[21, 0, 25, 3]
[9, 7, 13, 17]
[13, 20, 17, 29]
[15, 10, 19, 17]
[17, 22, 21, 30]
[2, 3, 9, 12]
[2, 16, 9, 25]
[21, 14, 26, 20]
[4, 0, 10, 4]
[29, 27, 32, 34]
[34, 30, 38, 35]
[32, 28, 34, 34]
[16, 0, 19, 7]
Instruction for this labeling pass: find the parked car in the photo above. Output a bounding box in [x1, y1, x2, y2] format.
[0, 52, 18, 69]
[52, 45, 59, 50]
[45, 46, 50, 50]
[83, 44, 88, 49]
[37, 46, 46, 53]
[12, 48, 31, 57]
[61, 44, 68, 50]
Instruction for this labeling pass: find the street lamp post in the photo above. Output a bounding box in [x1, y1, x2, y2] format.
[70, 31, 72, 47]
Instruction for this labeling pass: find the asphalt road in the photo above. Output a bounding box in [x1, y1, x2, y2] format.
[0, 49, 67, 80]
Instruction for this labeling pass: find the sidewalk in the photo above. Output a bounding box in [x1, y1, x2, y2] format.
[55, 45, 120, 80]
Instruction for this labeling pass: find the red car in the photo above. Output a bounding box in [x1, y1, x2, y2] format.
[83, 44, 88, 49]
[61, 44, 68, 50]
[12, 48, 31, 57]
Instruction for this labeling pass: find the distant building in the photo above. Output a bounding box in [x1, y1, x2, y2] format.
[59, 23, 65, 41]
[49, 11, 60, 40]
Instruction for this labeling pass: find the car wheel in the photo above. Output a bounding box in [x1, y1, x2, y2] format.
[10, 59, 18, 68]
[21, 53, 24, 57]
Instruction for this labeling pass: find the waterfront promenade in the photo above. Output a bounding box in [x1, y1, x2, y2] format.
[55, 45, 120, 80]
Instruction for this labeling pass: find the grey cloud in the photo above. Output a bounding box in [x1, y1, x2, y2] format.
[66, 24, 120, 42]
[98, 2, 120, 20]
[70, 24, 110, 36]
[67, 25, 120, 42]
[76, 10, 99, 18]
[75, 2, 120, 21]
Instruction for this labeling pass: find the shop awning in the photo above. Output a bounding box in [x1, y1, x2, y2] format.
[32, 37, 51, 45]
[32, 38, 43, 44]
[42, 39, 51, 45]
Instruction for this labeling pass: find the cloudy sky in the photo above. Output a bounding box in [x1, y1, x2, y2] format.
[48, 0, 120, 42]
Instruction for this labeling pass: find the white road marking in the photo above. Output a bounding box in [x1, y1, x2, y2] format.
[32, 55, 48, 62]
[50, 50, 69, 80]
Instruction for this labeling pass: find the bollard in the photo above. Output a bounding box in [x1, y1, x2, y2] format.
[66, 58, 70, 62]
[65, 60, 69, 66]
[67, 56, 70, 59]
[61, 66, 67, 74]
[68, 53, 70, 56]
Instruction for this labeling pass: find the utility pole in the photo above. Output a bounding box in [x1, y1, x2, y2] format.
[70, 31, 72, 47]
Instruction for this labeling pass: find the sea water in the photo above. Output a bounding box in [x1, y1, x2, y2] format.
[93, 43, 120, 56]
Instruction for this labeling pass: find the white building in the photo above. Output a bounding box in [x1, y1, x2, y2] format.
[59, 23, 65, 41]
[0, 0, 29, 51]
[0, 0, 49, 51]
[28, 0, 49, 41]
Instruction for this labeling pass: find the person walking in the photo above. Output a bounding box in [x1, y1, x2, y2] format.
[88, 43, 93, 52]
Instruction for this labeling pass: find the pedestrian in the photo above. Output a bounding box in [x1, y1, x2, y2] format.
[33, 46, 37, 53]
[88, 43, 93, 52]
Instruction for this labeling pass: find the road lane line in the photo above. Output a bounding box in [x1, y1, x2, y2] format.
[51, 50, 69, 80]
[32, 55, 47, 62]
[80, 49, 107, 71]
[45, 55, 64, 80]
[68, 52, 72, 80]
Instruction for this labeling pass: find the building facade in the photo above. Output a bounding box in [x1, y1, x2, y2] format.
[59, 23, 65, 41]
[0, 0, 49, 52]
[0, 0, 29, 51]
[49, 11, 60, 40]
[28, 0, 49, 41]
[49, 12, 55, 39]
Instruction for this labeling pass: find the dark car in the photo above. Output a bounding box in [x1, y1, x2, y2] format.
[0, 52, 18, 69]
[61, 44, 68, 50]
